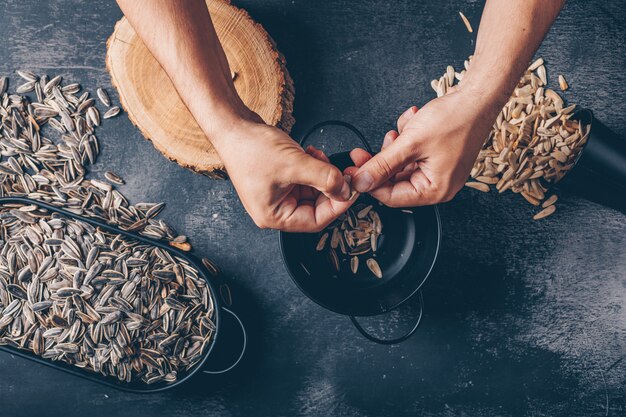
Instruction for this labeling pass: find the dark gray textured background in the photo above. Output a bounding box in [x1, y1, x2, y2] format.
[1, 0, 625, 416]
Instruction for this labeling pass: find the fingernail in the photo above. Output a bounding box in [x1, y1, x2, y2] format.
[353, 171, 374, 192]
[343, 174, 352, 185]
[340, 179, 351, 200]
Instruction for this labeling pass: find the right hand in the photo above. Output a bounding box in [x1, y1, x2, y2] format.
[214, 117, 357, 232]
[345, 85, 500, 207]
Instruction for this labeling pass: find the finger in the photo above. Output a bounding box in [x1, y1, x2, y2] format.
[298, 183, 318, 201]
[392, 161, 419, 182]
[382, 130, 399, 149]
[303, 147, 331, 200]
[349, 148, 373, 167]
[289, 154, 351, 201]
[397, 106, 418, 133]
[368, 170, 439, 207]
[305, 145, 331, 163]
[351, 137, 417, 193]
[343, 166, 358, 176]
[274, 193, 355, 232]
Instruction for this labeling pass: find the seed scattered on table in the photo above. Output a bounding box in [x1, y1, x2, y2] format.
[558, 74, 569, 91]
[533, 204, 557, 220]
[0, 71, 224, 384]
[96, 87, 111, 107]
[17, 70, 37, 82]
[87, 106, 100, 127]
[542, 194, 558, 208]
[103, 106, 121, 119]
[458, 11, 473, 33]
[465, 182, 490, 193]
[0, 72, 174, 241]
[105, 171, 125, 185]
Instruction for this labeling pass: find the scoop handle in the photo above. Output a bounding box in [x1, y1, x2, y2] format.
[563, 111, 626, 211]
[576, 111, 626, 191]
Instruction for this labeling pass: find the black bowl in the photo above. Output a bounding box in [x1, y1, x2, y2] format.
[279, 152, 441, 317]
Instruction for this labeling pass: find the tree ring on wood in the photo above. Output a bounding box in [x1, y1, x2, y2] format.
[106, 0, 295, 179]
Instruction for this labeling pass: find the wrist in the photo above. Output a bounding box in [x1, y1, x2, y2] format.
[459, 54, 517, 113]
[198, 99, 262, 151]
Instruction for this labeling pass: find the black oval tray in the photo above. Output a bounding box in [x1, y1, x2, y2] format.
[0, 196, 228, 393]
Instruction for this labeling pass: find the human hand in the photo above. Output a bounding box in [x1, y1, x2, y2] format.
[216, 119, 356, 232]
[345, 87, 500, 207]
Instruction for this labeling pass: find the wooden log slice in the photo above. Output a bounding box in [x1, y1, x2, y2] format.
[106, 0, 295, 178]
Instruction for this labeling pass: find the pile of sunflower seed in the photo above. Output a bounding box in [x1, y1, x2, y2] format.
[0, 204, 215, 384]
[0, 72, 223, 383]
[0, 71, 193, 249]
[432, 57, 591, 220]
[316, 203, 383, 279]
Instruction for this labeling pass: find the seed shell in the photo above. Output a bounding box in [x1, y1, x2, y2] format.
[103, 106, 121, 119]
[533, 204, 557, 220]
[458, 11, 473, 33]
[96, 87, 111, 107]
[366, 258, 383, 279]
[350, 256, 359, 274]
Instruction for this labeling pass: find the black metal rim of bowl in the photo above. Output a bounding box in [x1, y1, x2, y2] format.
[279, 201, 441, 316]
[279, 120, 442, 344]
[0, 196, 245, 393]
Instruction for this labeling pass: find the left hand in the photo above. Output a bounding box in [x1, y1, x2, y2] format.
[345, 87, 500, 207]
[214, 117, 357, 232]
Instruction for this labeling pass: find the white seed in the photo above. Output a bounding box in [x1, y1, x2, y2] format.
[316, 233, 328, 251]
[96, 87, 111, 107]
[528, 58, 544, 71]
[533, 204, 556, 220]
[465, 182, 490, 192]
[542, 194, 558, 208]
[350, 256, 359, 274]
[103, 106, 121, 119]
[366, 258, 383, 279]
[458, 11, 473, 33]
[537, 65, 547, 85]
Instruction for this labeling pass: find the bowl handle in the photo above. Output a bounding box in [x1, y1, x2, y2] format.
[349, 291, 423, 345]
[299, 120, 373, 153]
[202, 307, 247, 374]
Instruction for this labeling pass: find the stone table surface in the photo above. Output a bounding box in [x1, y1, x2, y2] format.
[0, 0, 625, 416]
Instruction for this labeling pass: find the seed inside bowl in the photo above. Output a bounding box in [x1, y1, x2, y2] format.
[316, 204, 384, 279]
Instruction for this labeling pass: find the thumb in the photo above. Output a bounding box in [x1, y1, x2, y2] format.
[290, 154, 352, 201]
[351, 138, 417, 193]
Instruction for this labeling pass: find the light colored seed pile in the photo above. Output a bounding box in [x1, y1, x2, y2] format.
[0, 204, 215, 384]
[0, 72, 224, 383]
[316, 203, 383, 279]
[431, 57, 591, 220]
